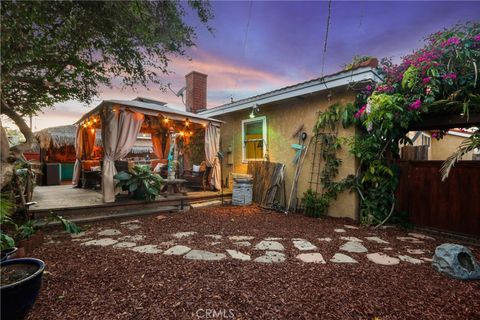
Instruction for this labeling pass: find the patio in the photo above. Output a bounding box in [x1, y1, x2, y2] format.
[29, 206, 479, 319]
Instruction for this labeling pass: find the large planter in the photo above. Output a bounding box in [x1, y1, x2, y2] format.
[1, 258, 46, 320]
[0, 248, 18, 262]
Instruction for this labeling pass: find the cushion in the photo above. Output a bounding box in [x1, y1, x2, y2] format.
[192, 165, 200, 173]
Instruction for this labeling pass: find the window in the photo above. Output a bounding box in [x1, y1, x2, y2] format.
[242, 116, 267, 162]
[421, 134, 431, 147]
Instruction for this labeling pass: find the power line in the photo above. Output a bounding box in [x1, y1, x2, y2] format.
[320, 0, 332, 78]
[233, 0, 253, 96]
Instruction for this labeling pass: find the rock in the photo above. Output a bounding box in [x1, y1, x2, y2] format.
[334, 229, 346, 233]
[432, 243, 480, 280]
[340, 236, 363, 242]
[234, 241, 251, 247]
[164, 245, 192, 256]
[382, 247, 393, 251]
[344, 225, 359, 229]
[210, 242, 222, 246]
[340, 241, 368, 253]
[120, 219, 140, 224]
[131, 245, 162, 254]
[397, 236, 424, 244]
[407, 249, 426, 255]
[70, 232, 86, 238]
[125, 224, 141, 230]
[227, 249, 251, 261]
[254, 251, 286, 263]
[184, 250, 226, 261]
[119, 235, 145, 242]
[292, 239, 317, 251]
[265, 237, 283, 241]
[156, 215, 167, 220]
[229, 235, 255, 241]
[367, 253, 400, 265]
[408, 232, 435, 241]
[173, 231, 196, 239]
[98, 229, 122, 236]
[398, 255, 424, 265]
[296, 253, 325, 263]
[113, 242, 137, 248]
[330, 253, 358, 264]
[318, 237, 332, 242]
[255, 240, 284, 251]
[365, 236, 389, 244]
[205, 234, 222, 240]
[82, 238, 118, 246]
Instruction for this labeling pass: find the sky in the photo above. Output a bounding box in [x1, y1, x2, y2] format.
[13, 0, 480, 131]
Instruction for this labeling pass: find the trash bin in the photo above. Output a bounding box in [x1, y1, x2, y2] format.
[232, 173, 253, 206]
[45, 163, 61, 185]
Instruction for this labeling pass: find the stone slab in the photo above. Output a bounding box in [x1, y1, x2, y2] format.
[340, 241, 368, 253]
[173, 231, 197, 239]
[113, 242, 137, 248]
[367, 252, 400, 265]
[229, 235, 255, 241]
[184, 250, 226, 261]
[227, 249, 251, 261]
[334, 229, 346, 233]
[131, 245, 162, 254]
[255, 240, 284, 251]
[164, 245, 192, 256]
[254, 251, 286, 263]
[340, 236, 363, 242]
[82, 238, 118, 247]
[330, 253, 358, 264]
[296, 253, 325, 263]
[98, 229, 122, 236]
[365, 236, 389, 244]
[398, 255, 424, 265]
[293, 239, 318, 251]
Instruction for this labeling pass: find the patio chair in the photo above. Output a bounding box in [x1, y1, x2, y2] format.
[182, 161, 212, 191]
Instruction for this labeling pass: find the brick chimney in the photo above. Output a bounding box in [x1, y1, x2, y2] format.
[185, 71, 207, 113]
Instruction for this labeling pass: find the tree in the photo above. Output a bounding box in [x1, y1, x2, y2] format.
[0, 0, 213, 156]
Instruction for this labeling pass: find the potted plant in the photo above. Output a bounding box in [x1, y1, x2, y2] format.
[114, 164, 164, 201]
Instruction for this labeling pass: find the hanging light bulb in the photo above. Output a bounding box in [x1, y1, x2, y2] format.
[185, 118, 190, 126]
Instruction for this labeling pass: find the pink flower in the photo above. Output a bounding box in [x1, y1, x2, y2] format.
[354, 105, 367, 119]
[426, 87, 432, 94]
[366, 85, 372, 91]
[422, 77, 431, 84]
[442, 73, 457, 80]
[409, 99, 422, 110]
[474, 35, 480, 41]
[441, 37, 461, 47]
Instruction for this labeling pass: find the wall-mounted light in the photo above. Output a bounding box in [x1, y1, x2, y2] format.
[249, 104, 260, 119]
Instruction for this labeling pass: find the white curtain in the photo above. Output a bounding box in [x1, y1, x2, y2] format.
[72, 126, 84, 187]
[205, 123, 221, 190]
[101, 108, 144, 202]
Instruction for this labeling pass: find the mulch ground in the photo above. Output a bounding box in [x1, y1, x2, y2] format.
[27, 205, 480, 320]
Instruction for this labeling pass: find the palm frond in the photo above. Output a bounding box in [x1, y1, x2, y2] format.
[441, 131, 480, 181]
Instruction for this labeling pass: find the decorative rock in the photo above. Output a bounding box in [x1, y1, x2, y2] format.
[254, 251, 286, 263]
[72, 238, 92, 242]
[113, 242, 137, 248]
[120, 219, 140, 225]
[164, 245, 191, 256]
[229, 235, 255, 241]
[432, 243, 480, 280]
[131, 245, 162, 254]
[340, 241, 368, 253]
[173, 231, 196, 239]
[210, 241, 222, 246]
[234, 241, 251, 247]
[330, 253, 358, 264]
[296, 253, 325, 263]
[367, 252, 400, 265]
[98, 229, 122, 236]
[422, 257, 433, 262]
[205, 234, 222, 240]
[334, 229, 346, 233]
[365, 236, 389, 244]
[227, 249, 251, 261]
[292, 239, 317, 251]
[340, 236, 363, 242]
[344, 225, 359, 229]
[408, 232, 435, 241]
[255, 240, 284, 251]
[82, 238, 118, 247]
[119, 235, 145, 242]
[407, 249, 426, 255]
[398, 255, 424, 265]
[156, 215, 167, 220]
[318, 237, 332, 242]
[184, 250, 226, 261]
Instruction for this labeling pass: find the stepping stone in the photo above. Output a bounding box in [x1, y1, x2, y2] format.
[229, 235, 255, 241]
[210, 241, 222, 246]
[367, 252, 400, 265]
[119, 235, 145, 242]
[131, 245, 162, 254]
[98, 229, 122, 236]
[82, 238, 118, 247]
[408, 232, 435, 241]
[383, 247, 394, 251]
[318, 237, 332, 242]
[120, 219, 140, 225]
[407, 248, 426, 255]
[125, 224, 141, 230]
[422, 257, 433, 262]
[255, 240, 284, 251]
[330, 253, 358, 264]
[234, 241, 251, 247]
[340, 236, 363, 242]
[265, 237, 283, 241]
[344, 225, 359, 229]
[173, 231, 197, 239]
[72, 237, 92, 242]
[334, 229, 346, 233]
[340, 241, 368, 253]
[184, 250, 226, 261]
[254, 251, 286, 263]
[156, 215, 167, 220]
[398, 255, 424, 265]
[113, 241, 137, 248]
[164, 245, 191, 256]
[293, 239, 318, 251]
[71, 232, 86, 238]
[366, 236, 389, 244]
[205, 234, 222, 240]
[227, 249, 251, 261]
[397, 236, 424, 244]
[296, 253, 325, 263]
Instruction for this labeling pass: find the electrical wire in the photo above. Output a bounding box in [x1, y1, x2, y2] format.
[320, 0, 332, 78]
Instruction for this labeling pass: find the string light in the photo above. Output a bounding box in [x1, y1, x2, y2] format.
[185, 118, 190, 126]
[163, 118, 169, 123]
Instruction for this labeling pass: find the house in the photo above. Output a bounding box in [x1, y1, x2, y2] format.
[194, 61, 382, 220]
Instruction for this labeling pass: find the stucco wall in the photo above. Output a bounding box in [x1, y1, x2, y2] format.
[431, 134, 475, 160]
[216, 90, 359, 220]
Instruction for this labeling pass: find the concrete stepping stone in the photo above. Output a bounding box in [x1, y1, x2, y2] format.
[72, 237, 93, 242]
[205, 234, 222, 240]
[120, 219, 141, 224]
[254, 251, 286, 263]
[344, 225, 359, 229]
[227, 249, 251, 261]
[398, 255, 424, 265]
[340, 236, 363, 242]
[296, 253, 325, 263]
[82, 238, 118, 247]
[173, 231, 197, 239]
[367, 252, 400, 265]
[340, 241, 368, 253]
[397, 236, 424, 244]
[330, 253, 358, 264]
[125, 224, 141, 230]
[98, 229, 122, 236]
[131, 245, 162, 254]
[407, 248, 426, 255]
[164, 245, 191, 256]
[383, 247, 394, 251]
[71, 232, 86, 238]
[113, 241, 137, 248]
[318, 237, 332, 242]
[408, 232, 435, 240]
[229, 235, 255, 241]
[234, 241, 251, 247]
[210, 242, 222, 246]
[365, 236, 389, 244]
[293, 239, 317, 251]
[265, 237, 283, 241]
[184, 250, 226, 261]
[422, 257, 433, 262]
[255, 240, 284, 251]
[334, 229, 346, 233]
[119, 235, 145, 242]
